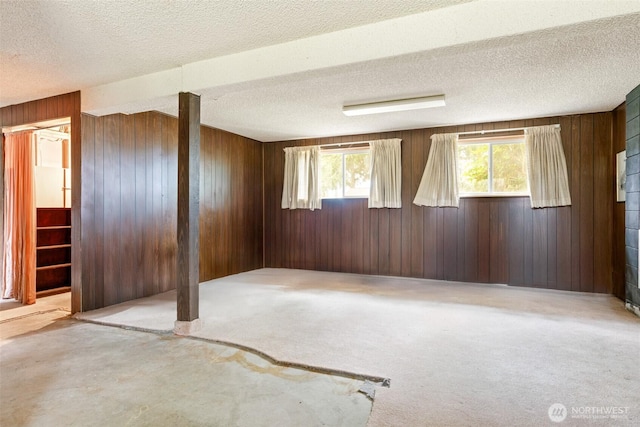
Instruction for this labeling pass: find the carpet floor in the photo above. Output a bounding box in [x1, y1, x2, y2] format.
[76, 268, 640, 426]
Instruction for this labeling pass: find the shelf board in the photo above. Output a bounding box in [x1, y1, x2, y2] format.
[36, 286, 71, 298]
[37, 244, 72, 250]
[36, 263, 71, 271]
[37, 225, 71, 230]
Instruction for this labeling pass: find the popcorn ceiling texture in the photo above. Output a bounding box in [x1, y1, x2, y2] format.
[2, 0, 640, 142]
[0, 0, 471, 106]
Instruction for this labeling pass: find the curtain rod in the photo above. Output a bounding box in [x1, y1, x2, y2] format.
[35, 129, 70, 140]
[456, 124, 559, 136]
[319, 141, 370, 148]
[282, 141, 371, 151]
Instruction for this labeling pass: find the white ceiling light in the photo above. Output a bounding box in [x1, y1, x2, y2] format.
[342, 95, 446, 116]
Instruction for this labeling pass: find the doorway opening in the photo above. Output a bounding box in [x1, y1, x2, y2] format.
[2, 117, 72, 308]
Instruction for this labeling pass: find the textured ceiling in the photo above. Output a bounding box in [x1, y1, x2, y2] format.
[0, 0, 471, 106]
[2, 0, 640, 142]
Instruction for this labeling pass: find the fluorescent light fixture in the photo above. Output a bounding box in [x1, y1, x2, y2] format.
[342, 95, 445, 116]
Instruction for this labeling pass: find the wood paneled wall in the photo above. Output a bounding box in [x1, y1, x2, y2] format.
[613, 103, 627, 299]
[80, 111, 263, 311]
[1, 92, 82, 312]
[198, 125, 263, 282]
[264, 113, 615, 293]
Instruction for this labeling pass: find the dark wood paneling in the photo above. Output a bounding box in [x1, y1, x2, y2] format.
[103, 114, 121, 306]
[264, 113, 615, 293]
[80, 111, 263, 311]
[196, 126, 263, 282]
[1, 92, 82, 311]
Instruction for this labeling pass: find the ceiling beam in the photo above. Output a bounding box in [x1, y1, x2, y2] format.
[81, 0, 640, 117]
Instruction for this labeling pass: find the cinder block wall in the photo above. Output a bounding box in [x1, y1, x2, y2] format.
[626, 84, 640, 308]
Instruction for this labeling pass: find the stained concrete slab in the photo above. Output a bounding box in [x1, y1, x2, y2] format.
[0, 312, 371, 427]
[76, 268, 640, 426]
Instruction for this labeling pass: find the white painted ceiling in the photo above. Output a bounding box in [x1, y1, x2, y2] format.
[2, 0, 640, 142]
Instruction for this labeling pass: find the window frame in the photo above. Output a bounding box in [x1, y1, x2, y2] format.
[319, 146, 371, 200]
[457, 136, 528, 198]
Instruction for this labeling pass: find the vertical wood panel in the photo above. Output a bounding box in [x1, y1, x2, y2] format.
[546, 205, 557, 288]
[168, 117, 178, 284]
[411, 130, 425, 277]
[143, 113, 155, 296]
[579, 115, 595, 292]
[570, 116, 582, 291]
[151, 113, 163, 295]
[93, 116, 105, 308]
[134, 113, 147, 298]
[389, 205, 402, 277]
[102, 114, 120, 306]
[498, 200, 510, 283]
[81, 114, 95, 310]
[442, 208, 457, 280]
[456, 199, 466, 282]
[556, 116, 573, 290]
[199, 128, 211, 281]
[593, 113, 612, 293]
[353, 200, 364, 274]
[120, 114, 136, 302]
[369, 208, 379, 275]
[508, 198, 525, 285]
[489, 200, 500, 283]
[477, 200, 490, 282]
[378, 208, 390, 275]
[401, 132, 412, 277]
[532, 208, 548, 286]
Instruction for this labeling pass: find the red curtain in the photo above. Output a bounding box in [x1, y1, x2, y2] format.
[2, 131, 36, 304]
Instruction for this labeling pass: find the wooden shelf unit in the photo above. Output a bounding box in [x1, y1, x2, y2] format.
[36, 208, 71, 292]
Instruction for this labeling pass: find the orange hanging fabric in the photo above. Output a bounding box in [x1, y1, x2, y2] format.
[2, 131, 36, 304]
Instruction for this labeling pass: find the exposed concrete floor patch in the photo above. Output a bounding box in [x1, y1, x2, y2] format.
[1, 314, 371, 427]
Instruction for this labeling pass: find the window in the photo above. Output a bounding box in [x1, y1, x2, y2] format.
[320, 148, 370, 198]
[457, 137, 527, 196]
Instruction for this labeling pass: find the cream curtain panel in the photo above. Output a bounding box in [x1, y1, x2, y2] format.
[413, 133, 459, 207]
[369, 138, 402, 208]
[281, 146, 322, 211]
[2, 131, 37, 304]
[525, 125, 571, 208]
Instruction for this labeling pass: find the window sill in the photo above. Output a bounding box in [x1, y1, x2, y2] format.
[460, 193, 529, 198]
[321, 197, 368, 200]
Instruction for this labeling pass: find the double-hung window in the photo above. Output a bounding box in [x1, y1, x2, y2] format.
[319, 147, 370, 199]
[457, 137, 528, 196]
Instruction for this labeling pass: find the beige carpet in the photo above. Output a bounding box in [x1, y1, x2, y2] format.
[76, 268, 640, 426]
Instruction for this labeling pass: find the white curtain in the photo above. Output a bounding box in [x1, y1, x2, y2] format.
[281, 146, 321, 211]
[525, 125, 571, 208]
[413, 133, 459, 207]
[369, 138, 402, 208]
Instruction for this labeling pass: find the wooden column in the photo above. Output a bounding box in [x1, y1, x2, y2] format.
[177, 92, 200, 322]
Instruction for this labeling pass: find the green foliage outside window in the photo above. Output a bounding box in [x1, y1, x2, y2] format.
[458, 140, 527, 195]
[320, 150, 370, 198]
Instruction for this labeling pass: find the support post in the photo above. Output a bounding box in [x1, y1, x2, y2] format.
[175, 92, 201, 333]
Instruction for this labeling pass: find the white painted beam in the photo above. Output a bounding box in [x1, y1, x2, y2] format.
[82, 0, 640, 115]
